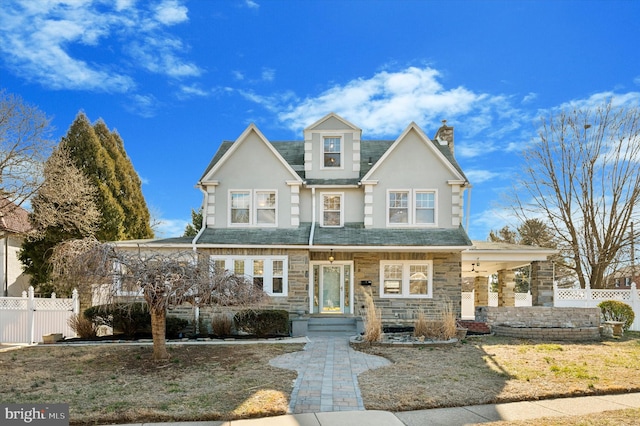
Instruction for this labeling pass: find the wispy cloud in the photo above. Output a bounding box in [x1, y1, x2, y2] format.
[465, 169, 503, 184]
[244, 0, 260, 10]
[0, 0, 199, 93]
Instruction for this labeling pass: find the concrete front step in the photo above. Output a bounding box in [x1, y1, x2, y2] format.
[308, 316, 358, 333]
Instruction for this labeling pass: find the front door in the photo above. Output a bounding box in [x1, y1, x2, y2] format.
[321, 265, 343, 313]
[311, 262, 352, 314]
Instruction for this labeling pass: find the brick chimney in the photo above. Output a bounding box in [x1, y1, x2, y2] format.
[434, 120, 454, 155]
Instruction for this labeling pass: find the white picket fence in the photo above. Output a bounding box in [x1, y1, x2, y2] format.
[554, 283, 640, 331]
[461, 290, 533, 319]
[0, 286, 79, 344]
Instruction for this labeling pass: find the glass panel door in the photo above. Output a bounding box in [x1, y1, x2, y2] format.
[321, 265, 343, 313]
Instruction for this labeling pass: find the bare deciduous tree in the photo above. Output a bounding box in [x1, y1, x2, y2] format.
[50, 238, 267, 360]
[514, 99, 640, 289]
[0, 90, 55, 206]
[29, 146, 101, 237]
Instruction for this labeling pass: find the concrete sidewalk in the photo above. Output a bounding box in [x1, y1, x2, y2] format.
[109, 392, 640, 425]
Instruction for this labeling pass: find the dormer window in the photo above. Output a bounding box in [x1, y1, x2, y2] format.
[323, 137, 341, 168]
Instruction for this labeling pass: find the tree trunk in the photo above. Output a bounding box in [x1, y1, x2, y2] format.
[150, 307, 169, 360]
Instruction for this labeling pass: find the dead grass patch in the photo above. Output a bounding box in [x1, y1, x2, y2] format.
[0, 343, 303, 425]
[357, 332, 640, 412]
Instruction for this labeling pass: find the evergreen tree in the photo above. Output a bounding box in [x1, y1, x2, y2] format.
[183, 208, 203, 237]
[60, 113, 125, 241]
[93, 120, 153, 239]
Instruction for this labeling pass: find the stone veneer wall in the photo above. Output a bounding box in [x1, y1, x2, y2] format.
[351, 251, 462, 325]
[475, 306, 601, 341]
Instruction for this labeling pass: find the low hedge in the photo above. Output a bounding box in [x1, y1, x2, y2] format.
[84, 303, 189, 338]
[234, 309, 290, 337]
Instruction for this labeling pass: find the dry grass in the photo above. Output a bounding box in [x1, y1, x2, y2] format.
[0, 343, 303, 425]
[67, 314, 98, 339]
[479, 408, 640, 426]
[211, 313, 233, 336]
[362, 291, 382, 342]
[413, 310, 429, 338]
[357, 332, 640, 412]
[3, 333, 640, 425]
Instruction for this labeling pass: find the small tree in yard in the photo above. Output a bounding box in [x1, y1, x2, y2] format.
[50, 237, 266, 360]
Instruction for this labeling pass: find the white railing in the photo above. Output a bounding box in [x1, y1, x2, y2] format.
[0, 286, 79, 344]
[554, 283, 640, 331]
[461, 290, 532, 320]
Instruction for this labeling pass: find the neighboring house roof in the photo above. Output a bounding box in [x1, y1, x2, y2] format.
[0, 199, 31, 234]
[462, 240, 558, 277]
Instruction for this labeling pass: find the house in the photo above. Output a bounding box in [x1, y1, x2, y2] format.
[0, 198, 32, 297]
[117, 113, 557, 330]
[605, 265, 640, 289]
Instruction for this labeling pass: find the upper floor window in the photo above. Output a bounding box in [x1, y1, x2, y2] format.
[229, 190, 277, 226]
[321, 193, 343, 227]
[387, 189, 437, 226]
[323, 137, 341, 168]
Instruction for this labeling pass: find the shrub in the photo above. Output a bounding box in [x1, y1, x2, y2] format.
[68, 313, 98, 339]
[362, 292, 382, 342]
[598, 300, 635, 331]
[165, 317, 189, 338]
[84, 303, 150, 337]
[234, 309, 290, 337]
[212, 313, 233, 336]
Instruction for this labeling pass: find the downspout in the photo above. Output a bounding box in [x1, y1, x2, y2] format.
[2, 233, 7, 297]
[465, 184, 472, 232]
[308, 186, 316, 246]
[192, 185, 209, 250]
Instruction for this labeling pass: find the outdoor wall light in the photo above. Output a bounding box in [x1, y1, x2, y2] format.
[328, 249, 335, 263]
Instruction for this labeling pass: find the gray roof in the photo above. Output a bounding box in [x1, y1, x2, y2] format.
[313, 223, 472, 247]
[193, 222, 471, 248]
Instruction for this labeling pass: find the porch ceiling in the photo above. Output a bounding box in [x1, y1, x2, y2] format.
[461, 240, 557, 278]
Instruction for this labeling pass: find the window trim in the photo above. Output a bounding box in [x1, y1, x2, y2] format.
[228, 189, 278, 227]
[379, 260, 433, 298]
[386, 189, 438, 227]
[210, 255, 288, 296]
[321, 135, 343, 170]
[320, 192, 344, 228]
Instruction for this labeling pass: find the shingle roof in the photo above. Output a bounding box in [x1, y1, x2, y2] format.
[193, 223, 471, 248]
[313, 223, 472, 247]
[0, 199, 31, 234]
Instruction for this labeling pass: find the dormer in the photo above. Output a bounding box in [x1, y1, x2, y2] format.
[303, 113, 362, 180]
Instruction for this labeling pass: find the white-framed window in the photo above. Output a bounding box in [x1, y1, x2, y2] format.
[321, 192, 343, 227]
[229, 190, 277, 226]
[387, 189, 437, 226]
[210, 255, 288, 296]
[323, 136, 342, 168]
[380, 260, 433, 298]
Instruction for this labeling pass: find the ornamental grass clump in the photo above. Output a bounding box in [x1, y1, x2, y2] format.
[440, 301, 457, 340]
[362, 292, 382, 342]
[598, 300, 635, 331]
[413, 310, 429, 338]
[67, 313, 98, 339]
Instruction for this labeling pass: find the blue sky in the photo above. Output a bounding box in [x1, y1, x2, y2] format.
[1, 0, 639, 240]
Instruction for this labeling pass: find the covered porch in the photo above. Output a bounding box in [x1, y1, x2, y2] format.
[461, 241, 557, 319]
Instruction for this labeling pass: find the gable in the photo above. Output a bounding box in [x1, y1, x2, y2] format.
[199, 125, 301, 184]
[305, 113, 360, 133]
[363, 124, 466, 183]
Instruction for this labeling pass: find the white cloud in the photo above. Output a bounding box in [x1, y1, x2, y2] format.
[124, 93, 161, 118]
[274, 66, 484, 137]
[465, 169, 502, 184]
[0, 0, 198, 92]
[244, 0, 260, 10]
[262, 68, 275, 82]
[522, 92, 538, 104]
[178, 84, 210, 99]
[155, 0, 188, 25]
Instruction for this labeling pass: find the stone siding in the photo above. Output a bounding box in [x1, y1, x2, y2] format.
[353, 251, 462, 325]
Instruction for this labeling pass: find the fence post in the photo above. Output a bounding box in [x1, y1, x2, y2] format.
[28, 286, 35, 345]
[72, 289, 79, 315]
[630, 283, 640, 331]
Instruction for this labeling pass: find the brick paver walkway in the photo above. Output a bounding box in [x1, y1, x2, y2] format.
[269, 334, 391, 413]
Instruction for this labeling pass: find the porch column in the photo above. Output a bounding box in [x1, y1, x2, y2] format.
[531, 260, 554, 306]
[497, 269, 516, 307]
[474, 275, 490, 306]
